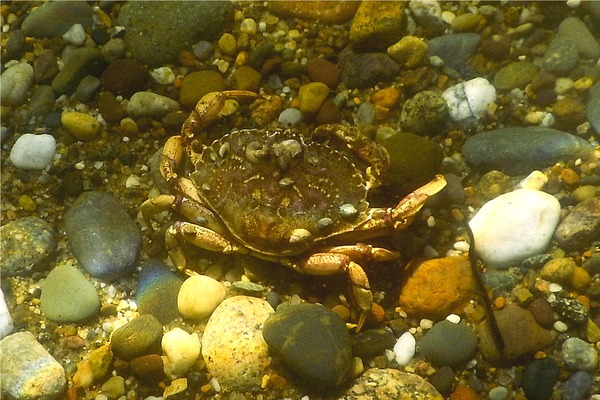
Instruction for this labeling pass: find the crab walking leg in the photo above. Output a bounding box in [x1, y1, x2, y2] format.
[165, 221, 244, 270]
[160, 135, 186, 184]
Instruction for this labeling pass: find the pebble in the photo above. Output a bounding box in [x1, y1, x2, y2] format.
[450, 13, 485, 32]
[192, 40, 214, 61]
[117, 1, 233, 66]
[554, 197, 600, 251]
[409, 0, 445, 35]
[1, 62, 34, 106]
[40, 264, 101, 323]
[478, 303, 556, 362]
[418, 320, 478, 367]
[306, 57, 340, 88]
[340, 368, 444, 399]
[387, 35, 429, 68]
[0, 332, 67, 400]
[0, 289, 14, 339]
[162, 327, 201, 380]
[100, 59, 148, 96]
[398, 256, 474, 319]
[149, 67, 175, 85]
[179, 70, 226, 108]
[177, 275, 226, 319]
[427, 33, 481, 76]
[521, 358, 560, 400]
[393, 331, 416, 366]
[562, 337, 598, 371]
[126, 91, 181, 118]
[130, 354, 165, 382]
[101, 38, 127, 62]
[263, 303, 352, 387]
[352, 328, 396, 359]
[493, 61, 539, 91]
[527, 297, 555, 328]
[62, 23, 86, 46]
[356, 102, 375, 126]
[217, 32, 237, 56]
[268, 1, 359, 24]
[338, 45, 400, 89]
[542, 36, 580, 74]
[429, 366, 455, 395]
[462, 127, 595, 175]
[0, 216, 56, 277]
[298, 82, 330, 113]
[380, 131, 443, 194]
[278, 108, 303, 128]
[202, 296, 273, 390]
[586, 84, 600, 133]
[230, 66, 262, 92]
[64, 191, 142, 280]
[98, 91, 126, 122]
[540, 257, 575, 284]
[469, 189, 561, 268]
[75, 75, 101, 102]
[110, 314, 163, 361]
[61, 112, 103, 141]
[556, 17, 600, 60]
[349, 1, 405, 51]
[9, 132, 56, 170]
[101, 376, 125, 399]
[400, 90, 448, 135]
[20, 1, 93, 37]
[33, 49, 59, 84]
[51, 47, 106, 94]
[89, 345, 113, 380]
[442, 77, 496, 127]
[562, 371, 593, 400]
[488, 386, 509, 400]
[136, 259, 183, 324]
[552, 297, 588, 325]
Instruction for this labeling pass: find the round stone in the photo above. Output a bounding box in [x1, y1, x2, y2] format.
[419, 320, 478, 367]
[298, 82, 330, 113]
[561, 337, 598, 371]
[1, 62, 34, 106]
[340, 368, 443, 399]
[162, 327, 201, 380]
[61, 112, 102, 141]
[177, 275, 226, 319]
[521, 358, 560, 400]
[9, 133, 56, 170]
[136, 259, 183, 324]
[110, 314, 163, 361]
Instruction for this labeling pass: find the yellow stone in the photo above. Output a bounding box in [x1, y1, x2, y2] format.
[298, 82, 329, 113]
[61, 112, 102, 141]
[570, 266, 591, 290]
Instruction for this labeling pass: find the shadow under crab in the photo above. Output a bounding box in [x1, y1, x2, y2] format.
[141, 90, 447, 328]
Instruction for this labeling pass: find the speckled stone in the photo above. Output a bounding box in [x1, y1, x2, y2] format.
[419, 320, 478, 367]
[65, 191, 142, 281]
[399, 91, 448, 135]
[562, 337, 598, 371]
[202, 296, 273, 390]
[0, 332, 67, 400]
[110, 314, 163, 361]
[117, 1, 233, 66]
[40, 264, 101, 323]
[136, 259, 183, 324]
[340, 368, 444, 400]
[1, 62, 34, 106]
[263, 303, 352, 387]
[554, 197, 600, 251]
[0, 216, 56, 277]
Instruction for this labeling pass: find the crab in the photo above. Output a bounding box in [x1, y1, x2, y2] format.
[141, 90, 446, 328]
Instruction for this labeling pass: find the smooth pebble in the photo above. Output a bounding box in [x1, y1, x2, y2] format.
[562, 337, 598, 371]
[278, 108, 303, 128]
[1, 62, 34, 106]
[162, 327, 201, 380]
[110, 314, 163, 361]
[0, 289, 14, 339]
[419, 320, 478, 367]
[9, 133, 56, 170]
[126, 92, 181, 118]
[469, 189, 561, 268]
[562, 371, 593, 400]
[521, 358, 560, 400]
[136, 259, 183, 324]
[61, 112, 102, 141]
[62, 23, 86, 46]
[393, 331, 416, 366]
[177, 275, 226, 319]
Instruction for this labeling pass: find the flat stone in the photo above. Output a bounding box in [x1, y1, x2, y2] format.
[110, 314, 163, 361]
[65, 191, 142, 280]
[136, 259, 183, 324]
[469, 189, 561, 268]
[554, 197, 600, 251]
[51, 47, 106, 95]
[463, 127, 594, 175]
[21, 1, 93, 38]
[562, 337, 598, 371]
[202, 296, 273, 390]
[263, 303, 352, 387]
[494, 61, 539, 91]
[0, 332, 66, 400]
[126, 92, 181, 118]
[0, 216, 56, 277]
[40, 264, 101, 323]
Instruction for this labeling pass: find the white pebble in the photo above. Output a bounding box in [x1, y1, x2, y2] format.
[0, 289, 14, 339]
[1, 62, 34, 106]
[446, 314, 461, 324]
[177, 275, 226, 319]
[393, 332, 416, 366]
[469, 189, 561, 268]
[454, 240, 470, 252]
[554, 320, 568, 332]
[150, 67, 175, 85]
[548, 282, 563, 293]
[443, 77, 496, 125]
[278, 108, 303, 128]
[419, 319, 433, 329]
[125, 175, 140, 189]
[62, 24, 86, 46]
[9, 133, 56, 170]
[239, 18, 257, 35]
[126, 92, 180, 118]
[161, 328, 201, 380]
[515, 170, 548, 191]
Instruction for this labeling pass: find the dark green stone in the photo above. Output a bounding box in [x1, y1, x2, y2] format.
[522, 358, 560, 400]
[262, 303, 352, 387]
[352, 328, 396, 359]
[419, 320, 478, 367]
[110, 314, 163, 361]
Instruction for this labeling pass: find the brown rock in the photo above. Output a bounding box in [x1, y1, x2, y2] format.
[477, 303, 556, 363]
[231, 66, 262, 92]
[398, 256, 476, 320]
[268, 1, 359, 24]
[100, 59, 148, 96]
[349, 1, 405, 51]
[555, 197, 600, 250]
[98, 91, 125, 122]
[130, 354, 165, 382]
[316, 98, 342, 125]
[33, 49, 59, 84]
[306, 58, 340, 89]
[527, 297, 554, 328]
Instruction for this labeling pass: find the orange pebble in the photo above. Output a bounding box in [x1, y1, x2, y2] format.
[494, 296, 506, 309]
[570, 266, 591, 290]
[449, 384, 481, 400]
[576, 294, 590, 311]
[372, 87, 400, 109]
[560, 168, 579, 185]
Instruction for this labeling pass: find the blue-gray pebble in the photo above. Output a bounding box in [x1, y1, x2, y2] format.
[40, 264, 100, 323]
[562, 371, 592, 400]
[262, 303, 352, 387]
[21, 1, 93, 38]
[65, 191, 141, 281]
[587, 84, 600, 134]
[462, 127, 594, 175]
[428, 33, 481, 77]
[418, 320, 478, 367]
[521, 358, 560, 400]
[136, 259, 183, 324]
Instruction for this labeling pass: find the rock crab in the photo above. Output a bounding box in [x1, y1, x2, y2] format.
[141, 90, 446, 327]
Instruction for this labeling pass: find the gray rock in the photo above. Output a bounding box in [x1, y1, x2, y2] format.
[338, 45, 400, 89]
[462, 127, 595, 175]
[400, 90, 448, 135]
[340, 368, 444, 399]
[263, 303, 352, 387]
[0, 216, 56, 277]
[419, 320, 478, 367]
[557, 17, 600, 60]
[587, 83, 600, 134]
[40, 264, 101, 323]
[521, 358, 560, 400]
[65, 191, 141, 280]
[542, 36, 580, 74]
[554, 197, 600, 251]
[21, 1, 93, 38]
[136, 259, 183, 324]
[110, 314, 163, 361]
[561, 337, 598, 371]
[117, 1, 233, 66]
[352, 328, 396, 359]
[0, 62, 34, 106]
[428, 33, 481, 76]
[29, 85, 56, 117]
[0, 332, 67, 400]
[51, 47, 106, 95]
[562, 371, 593, 400]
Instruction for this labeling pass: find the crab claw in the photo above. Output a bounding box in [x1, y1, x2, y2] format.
[392, 174, 447, 229]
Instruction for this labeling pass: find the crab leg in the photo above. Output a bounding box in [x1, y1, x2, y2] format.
[391, 174, 447, 229]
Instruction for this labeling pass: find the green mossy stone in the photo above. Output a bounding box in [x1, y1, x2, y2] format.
[110, 314, 163, 361]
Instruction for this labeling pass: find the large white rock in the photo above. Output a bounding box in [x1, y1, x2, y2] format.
[469, 189, 561, 268]
[9, 133, 56, 170]
[443, 77, 496, 124]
